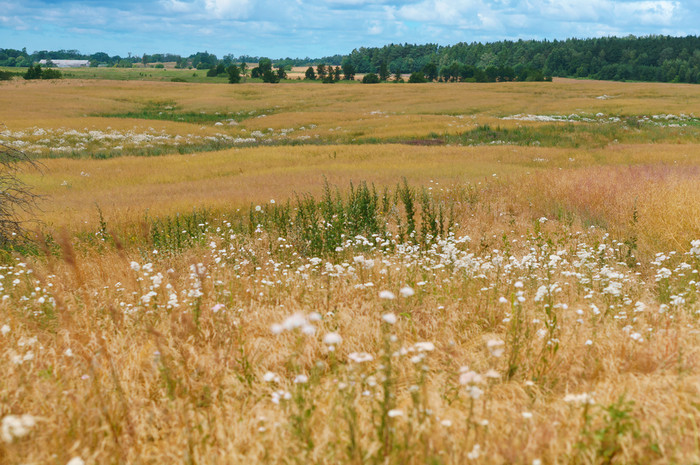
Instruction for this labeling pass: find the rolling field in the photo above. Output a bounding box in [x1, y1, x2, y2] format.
[1, 77, 700, 464]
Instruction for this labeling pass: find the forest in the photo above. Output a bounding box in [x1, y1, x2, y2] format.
[1, 35, 699, 83]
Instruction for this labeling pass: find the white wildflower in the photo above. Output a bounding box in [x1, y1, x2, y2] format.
[1, 414, 36, 443]
[323, 332, 342, 345]
[348, 352, 374, 363]
[399, 286, 415, 297]
[486, 339, 505, 357]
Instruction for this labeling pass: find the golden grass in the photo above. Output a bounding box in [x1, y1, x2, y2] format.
[1, 79, 700, 464]
[21, 142, 700, 243]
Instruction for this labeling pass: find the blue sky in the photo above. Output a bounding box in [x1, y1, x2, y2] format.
[1, 0, 698, 58]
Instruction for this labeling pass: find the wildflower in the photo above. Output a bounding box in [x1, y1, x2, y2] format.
[130, 261, 140, 272]
[255, 205, 262, 212]
[467, 444, 481, 459]
[499, 296, 508, 304]
[212, 303, 225, 313]
[379, 290, 396, 300]
[441, 419, 452, 427]
[67, 458, 85, 465]
[382, 313, 397, 325]
[294, 374, 308, 384]
[263, 371, 280, 383]
[1, 414, 36, 443]
[271, 390, 291, 404]
[323, 332, 342, 345]
[460, 370, 484, 385]
[1, 324, 9, 336]
[522, 412, 533, 419]
[270, 324, 284, 335]
[399, 286, 415, 297]
[486, 339, 505, 357]
[414, 342, 435, 352]
[348, 352, 374, 363]
[689, 239, 700, 258]
[564, 393, 594, 405]
[387, 409, 403, 418]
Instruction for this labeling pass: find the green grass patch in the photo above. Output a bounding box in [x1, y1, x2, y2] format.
[94, 99, 276, 124]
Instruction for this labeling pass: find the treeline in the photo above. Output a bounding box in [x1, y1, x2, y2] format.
[3, 35, 699, 83]
[341, 35, 700, 83]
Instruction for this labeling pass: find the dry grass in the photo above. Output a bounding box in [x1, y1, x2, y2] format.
[1, 79, 700, 464]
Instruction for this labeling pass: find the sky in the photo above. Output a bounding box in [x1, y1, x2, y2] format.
[0, 0, 698, 58]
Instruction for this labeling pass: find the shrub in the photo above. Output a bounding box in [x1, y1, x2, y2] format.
[362, 73, 380, 84]
[41, 68, 62, 80]
[408, 71, 427, 83]
[23, 64, 43, 80]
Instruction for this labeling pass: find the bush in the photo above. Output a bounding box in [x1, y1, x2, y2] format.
[155, 64, 165, 69]
[227, 65, 241, 84]
[41, 68, 62, 80]
[408, 72, 427, 83]
[262, 69, 280, 83]
[23, 64, 43, 80]
[0, 70, 15, 81]
[0, 142, 40, 244]
[362, 73, 380, 84]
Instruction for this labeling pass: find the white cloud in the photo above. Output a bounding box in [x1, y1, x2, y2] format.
[162, 0, 194, 13]
[614, 1, 678, 25]
[203, 0, 254, 18]
[367, 20, 383, 34]
[537, 0, 678, 25]
[395, 0, 482, 25]
[537, 0, 608, 22]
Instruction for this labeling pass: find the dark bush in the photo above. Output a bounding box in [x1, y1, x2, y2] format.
[362, 73, 380, 84]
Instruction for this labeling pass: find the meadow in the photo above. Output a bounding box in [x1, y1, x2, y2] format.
[0, 76, 699, 464]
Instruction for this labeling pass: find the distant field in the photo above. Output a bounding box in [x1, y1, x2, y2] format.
[1, 77, 699, 464]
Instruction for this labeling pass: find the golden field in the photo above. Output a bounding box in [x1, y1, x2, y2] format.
[1, 77, 700, 464]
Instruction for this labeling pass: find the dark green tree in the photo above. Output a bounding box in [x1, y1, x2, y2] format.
[277, 66, 287, 80]
[227, 64, 241, 83]
[305, 66, 316, 80]
[379, 62, 389, 81]
[341, 61, 355, 80]
[422, 62, 438, 81]
[262, 68, 280, 83]
[316, 63, 327, 80]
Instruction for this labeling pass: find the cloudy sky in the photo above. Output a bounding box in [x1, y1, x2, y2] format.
[0, 0, 697, 58]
